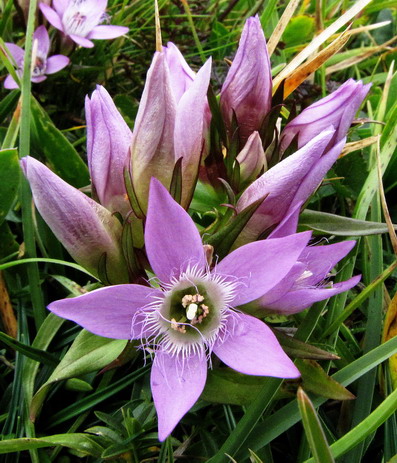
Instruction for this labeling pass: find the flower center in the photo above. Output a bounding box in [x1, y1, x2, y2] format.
[62, 0, 98, 37]
[32, 57, 46, 77]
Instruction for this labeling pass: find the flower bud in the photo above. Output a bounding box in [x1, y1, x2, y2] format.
[236, 131, 266, 187]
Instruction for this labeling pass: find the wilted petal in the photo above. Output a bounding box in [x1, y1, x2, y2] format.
[21, 156, 128, 283]
[151, 350, 207, 441]
[45, 55, 70, 74]
[48, 284, 159, 339]
[145, 179, 206, 283]
[220, 15, 272, 146]
[130, 52, 177, 212]
[236, 129, 335, 244]
[236, 131, 266, 186]
[163, 42, 195, 102]
[280, 79, 371, 153]
[263, 275, 361, 314]
[174, 58, 212, 208]
[88, 25, 129, 40]
[214, 231, 311, 306]
[214, 313, 300, 377]
[85, 85, 132, 215]
[39, 3, 64, 32]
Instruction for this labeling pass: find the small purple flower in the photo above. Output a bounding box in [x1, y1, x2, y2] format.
[48, 178, 315, 440]
[4, 26, 69, 89]
[39, 0, 129, 48]
[220, 15, 272, 147]
[85, 85, 132, 216]
[280, 79, 371, 154]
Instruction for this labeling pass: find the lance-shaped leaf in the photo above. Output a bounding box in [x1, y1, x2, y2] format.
[85, 85, 132, 216]
[130, 52, 177, 212]
[220, 15, 272, 147]
[21, 156, 128, 283]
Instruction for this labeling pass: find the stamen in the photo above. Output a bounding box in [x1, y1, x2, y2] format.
[186, 303, 198, 320]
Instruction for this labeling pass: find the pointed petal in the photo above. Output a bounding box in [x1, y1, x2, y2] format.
[268, 202, 302, 238]
[174, 58, 212, 208]
[214, 313, 300, 377]
[264, 275, 361, 314]
[151, 350, 207, 441]
[85, 85, 132, 215]
[163, 42, 195, 102]
[39, 3, 64, 32]
[4, 75, 19, 89]
[214, 231, 311, 306]
[236, 131, 267, 185]
[21, 156, 128, 282]
[69, 34, 94, 48]
[145, 179, 206, 283]
[88, 25, 129, 40]
[235, 129, 335, 245]
[33, 25, 50, 58]
[45, 55, 70, 74]
[48, 285, 160, 339]
[220, 15, 272, 145]
[130, 52, 177, 212]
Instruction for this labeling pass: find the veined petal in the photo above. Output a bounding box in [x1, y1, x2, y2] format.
[39, 3, 64, 32]
[214, 231, 312, 306]
[45, 55, 70, 74]
[213, 313, 300, 377]
[151, 350, 207, 441]
[263, 275, 361, 314]
[145, 179, 206, 283]
[88, 25, 129, 40]
[48, 285, 159, 339]
[21, 156, 128, 283]
[174, 58, 212, 208]
[130, 52, 177, 212]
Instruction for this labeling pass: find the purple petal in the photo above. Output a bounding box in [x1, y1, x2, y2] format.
[88, 25, 129, 40]
[5, 43, 24, 65]
[53, 0, 69, 15]
[33, 25, 50, 58]
[263, 275, 361, 314]
[21, 156, 128, 282]
[220, 15, 272, 145]
[214, 231, 311, 306]
[214, 313, 300, 377]
[235, 129, 335, 245]
[4, 75, 19, 89]
[268, 202, 302, 238]
[69, 34, 94, 48]
[130, 52, 177, 211]
[48, 285, 159, 339]
[174, 58, 212, 208]
[31, 75, 47, 84]
[85, 85, 132, 215]
[163, 42, 195, 102]
[145, 179, 206, 283]
[236, 131, 267, 185]
[45, 55, 70, 74]
[151, 350, 207, 441]
[39, 3, 64, 32]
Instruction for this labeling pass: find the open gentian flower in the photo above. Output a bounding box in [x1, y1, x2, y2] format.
[39, 0, 129, 48]
[48, 178, 315, 440]
[4, 26, 69, 89]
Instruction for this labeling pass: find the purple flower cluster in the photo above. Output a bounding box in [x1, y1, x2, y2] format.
[21, 15, 370, 441]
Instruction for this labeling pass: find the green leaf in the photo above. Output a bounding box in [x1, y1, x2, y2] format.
[0, 221, 18, 260]
[30, 97, 89, 188]
[297, 387, 335, 463]
[30, 330, 127, 420]
[299, 209, 396, 236]
[297, 359, 355, 401]
[0, 90, 19, 125]
[0, 149, 20, 226]
[282, 15, 315, 47]
[0, 434, 104, 457]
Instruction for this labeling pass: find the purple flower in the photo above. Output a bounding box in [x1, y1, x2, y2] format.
[48, 178, 315, 440]
[236, 128, 345, 245]
[130, 49, 211, 211]
[236, 131, 266, 187]
[85, 85, 132, 216]
[4, 26, 69, 89]
[280, 79, 371, 154]
[21, 156, 129, 283]
[220, 15, 272, 147]
[39, 0, 129, 48]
